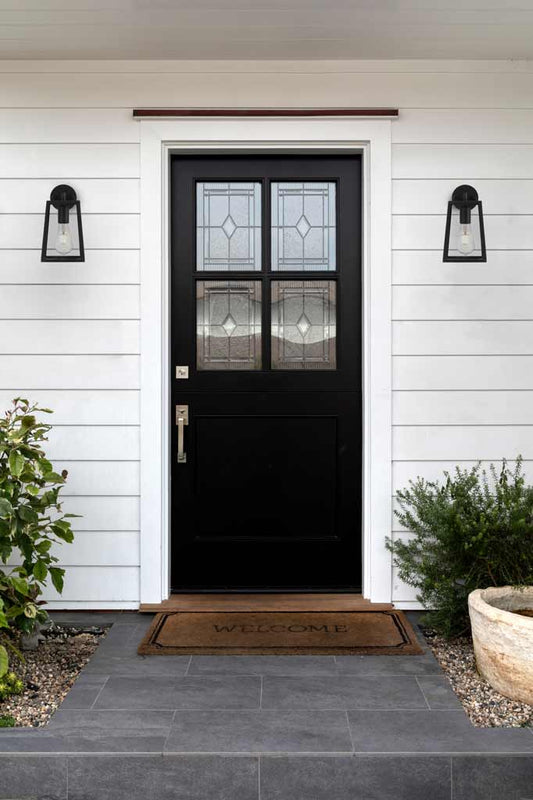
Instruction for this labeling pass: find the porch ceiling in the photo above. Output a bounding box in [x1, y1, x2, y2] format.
[1, 0, 533, 61]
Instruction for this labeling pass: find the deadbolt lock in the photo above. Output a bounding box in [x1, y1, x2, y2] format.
[175, 366, 189, 379]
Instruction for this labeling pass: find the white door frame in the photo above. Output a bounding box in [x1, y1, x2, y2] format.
[138, 117, 393, 605]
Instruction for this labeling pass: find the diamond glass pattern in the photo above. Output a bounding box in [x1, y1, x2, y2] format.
[271, 182, 336, 271]
[197, 281, 261, 370]
[197, 182, 262, 271]
[271, 280, 336, 370]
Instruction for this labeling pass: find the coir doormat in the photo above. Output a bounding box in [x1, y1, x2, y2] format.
[138, 610, 423, 655]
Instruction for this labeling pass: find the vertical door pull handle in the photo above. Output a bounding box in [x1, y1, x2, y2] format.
[176, 405, 189, 464]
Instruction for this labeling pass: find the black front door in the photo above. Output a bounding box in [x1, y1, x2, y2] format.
[171, 154, 361, 591]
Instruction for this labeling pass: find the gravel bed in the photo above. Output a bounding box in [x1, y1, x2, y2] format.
[0, 623, 106, 728]
[423, 627, 533, 728]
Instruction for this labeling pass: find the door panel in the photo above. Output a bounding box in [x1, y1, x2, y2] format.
[171, 154, 362, 591]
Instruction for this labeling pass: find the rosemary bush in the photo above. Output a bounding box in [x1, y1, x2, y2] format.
[387, 458, 533, 637]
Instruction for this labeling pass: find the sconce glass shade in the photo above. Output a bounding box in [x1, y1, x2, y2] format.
[443, 184, 486, 263]
[41, 184, 85, 262]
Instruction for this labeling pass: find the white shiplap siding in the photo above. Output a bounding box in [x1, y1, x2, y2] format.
[391, 107, 533, 603]
[0, 61, 531, 607]
[0, 105, 140, 606]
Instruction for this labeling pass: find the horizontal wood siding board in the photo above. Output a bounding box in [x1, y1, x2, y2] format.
[393, 321, 533, 355]
[61, 496, 139, 531]
[0, 144, 139, 178]
[0, 391, 139, 425]
[393, 215, 533, 251]
[41, 566, 139, 603]
[0, 214, 139, 250]
[394, 391, 533, 425]
[133, 107, 399, 117]
[393, 356, 533, 390]
[392, 251, 533, 285]
[46, 426, 139, 460]
[394, 425, 533, 460]
[0, 179, 139, 214]
[0, 286, 139, 319]
[0, 250, 140, 285]
[393, 285, 533, 321]
[56, 461, 140, 496]
[393, 144, 533, 179]
[0, 355, 139, 389]
[393, 179, 533, 216]
[392, 109, 533, 144]
[6, 532, 140, 568]
[0, 320, 139, 355]
[0, 109, 140, 143]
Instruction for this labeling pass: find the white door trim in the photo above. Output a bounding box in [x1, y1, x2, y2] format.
[139, 117, 392, 605]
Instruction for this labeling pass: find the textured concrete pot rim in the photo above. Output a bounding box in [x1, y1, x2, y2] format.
[468, 586, 533, 633]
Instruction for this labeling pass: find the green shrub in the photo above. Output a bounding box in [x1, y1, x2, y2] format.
[0, 398, 76, 635]
[387, 458, 533, 637]
[0, 715, 15, 727]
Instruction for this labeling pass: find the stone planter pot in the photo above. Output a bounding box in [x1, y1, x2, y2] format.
[468, 586, 533, 705]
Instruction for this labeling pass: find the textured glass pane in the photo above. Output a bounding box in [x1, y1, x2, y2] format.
[271, 280, 336, 370]
[197, 182, 261, 271]
[271, 182, 336, 271]
[197, 281, 261, 370]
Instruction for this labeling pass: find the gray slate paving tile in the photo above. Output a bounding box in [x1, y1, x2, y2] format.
[58, 679, 107, 710]
[262, 675, 427, 709]
[93, 674, 261, 709]
[166, 709, 353, 753]
[452, 755, 533, 800]
[0, 755, 67, 799]
[416, 675, 463, 708]
[0, 730, 168, 753]
[48, 708, 175, 731]
[188, 655, 337, 676]
[335, 653, 442, 675]
[259, 755, 451, 800]
[67, 754, 258, 800]
[348, 709, 533, 753]
[82, 653, 191, 676]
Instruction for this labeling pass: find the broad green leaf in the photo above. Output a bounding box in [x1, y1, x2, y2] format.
[32, 561, 48, 581]
[0, 611, 8, 629]
[0, 645, 8, 677]
[0, 498, 13, 519]
[8, 451, 24, 477]
[49, 566, 64, 594]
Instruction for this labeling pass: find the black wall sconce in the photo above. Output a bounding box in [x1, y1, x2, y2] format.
[443, 184, 486, 262]
[41, 184, 85, 262]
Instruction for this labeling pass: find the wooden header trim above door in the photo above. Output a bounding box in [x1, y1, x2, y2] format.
[133, 108, 399, 118]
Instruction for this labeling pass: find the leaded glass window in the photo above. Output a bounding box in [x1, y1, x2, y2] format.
[197, 280, 262, 370]
[197, 182, 262, 271]
[271, 182, 336, 271]
[271, 280, 336, 370]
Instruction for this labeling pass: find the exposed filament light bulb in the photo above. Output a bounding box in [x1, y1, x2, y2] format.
[54, 222, 73, 255]
[458, 222, 475, 255]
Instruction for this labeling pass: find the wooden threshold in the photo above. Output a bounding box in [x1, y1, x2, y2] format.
[140, 594, 394, 613]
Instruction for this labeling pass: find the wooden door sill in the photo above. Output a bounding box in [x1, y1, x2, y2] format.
[139, 593, 394, 612]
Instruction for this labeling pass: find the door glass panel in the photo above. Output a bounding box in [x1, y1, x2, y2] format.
[197, 182, 262, 271]
[197, 280, 262, 370]
[271, 280, 336, 370]
[271, 182, 336, 271]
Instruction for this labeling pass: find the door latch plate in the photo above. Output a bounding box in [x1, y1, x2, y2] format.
[175, 366, 189, 379]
